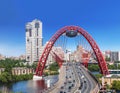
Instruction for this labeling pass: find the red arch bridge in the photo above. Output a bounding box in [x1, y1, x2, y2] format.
[33, 26, 109, 93]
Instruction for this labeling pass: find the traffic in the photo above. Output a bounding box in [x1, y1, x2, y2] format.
[44, 62, 100, 93]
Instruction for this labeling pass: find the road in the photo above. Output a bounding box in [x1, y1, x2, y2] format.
[44, 62, 99, 93]
[74, 62, 98, 93]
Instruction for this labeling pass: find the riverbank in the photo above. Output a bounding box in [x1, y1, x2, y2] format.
[0, 75, 58, 93]
[0, 73, 33, 84]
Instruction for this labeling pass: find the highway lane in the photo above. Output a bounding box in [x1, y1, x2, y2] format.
[74, 62, 98, 93]
[44, 62, 99, 93]
[44, 65, 66, 93]
[81, 64, 97, 93]
[45, 62, 80, 93]
[59, 62, 80, 93]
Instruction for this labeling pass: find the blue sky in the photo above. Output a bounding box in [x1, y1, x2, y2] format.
[0, 0, 120, 56]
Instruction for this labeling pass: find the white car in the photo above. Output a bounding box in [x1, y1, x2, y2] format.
[81, 75, 84, 79]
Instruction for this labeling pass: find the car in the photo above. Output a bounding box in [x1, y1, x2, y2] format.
[84, 80, 86, 83]
[68, 86, 71, 90]
[79, 86, 81, 90]
[64, 82, 67, 84]
[61, 86, 64, 89]
[81, 75, 84, 79]
[60, 91, 63, 93]
[71, 84, 74, 87]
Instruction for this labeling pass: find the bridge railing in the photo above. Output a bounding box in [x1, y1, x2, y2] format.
[88, 70, 101, 93]
[88, 71, 101, 86]
[82, 65, 101, 93]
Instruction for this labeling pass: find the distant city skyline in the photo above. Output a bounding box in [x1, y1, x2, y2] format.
[0, 0, 120, 56]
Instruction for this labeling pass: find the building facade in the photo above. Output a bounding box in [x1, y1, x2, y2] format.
[12, 67, 34, 75]
[119, 51, 120, 61]
[46, 46, 65, 65]
[110, 51, 119, 62]
[0, 67, 34, 75]
[26, 19, 43, 64]
[70, 45, 90, 62]
[0, 54, 5, 60]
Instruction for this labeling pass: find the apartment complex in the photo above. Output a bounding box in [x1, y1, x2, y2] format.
[26, 19, 43, 64]
[103, 51, 120, 62]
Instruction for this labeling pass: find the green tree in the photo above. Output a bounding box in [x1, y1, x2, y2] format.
[88, 64, 99, 71]
[31, 63, 37, 70]
[105, 56, 110, 61]
[112, 80, 120, 90]
[49, 62, 59, 71]
[106, 84, 111, 89]
[108, 64, 116, 69]
[95, 74, 103, 78]
[0, 72, 8, 83]
[0, 58, 34, 83]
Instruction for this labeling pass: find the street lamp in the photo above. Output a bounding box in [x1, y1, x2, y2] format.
[65, 49, 71, 62]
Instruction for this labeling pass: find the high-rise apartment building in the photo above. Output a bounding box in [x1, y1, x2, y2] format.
[26, 19, 43, 64]
[119, 51, 120, 61]
[110, 51, 119, 62]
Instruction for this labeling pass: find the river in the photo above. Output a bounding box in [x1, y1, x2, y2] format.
[0, 75, 58, 93]
[0, 72, 100, 93]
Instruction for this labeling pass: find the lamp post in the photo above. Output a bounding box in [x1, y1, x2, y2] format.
[65, 49, 71, 62]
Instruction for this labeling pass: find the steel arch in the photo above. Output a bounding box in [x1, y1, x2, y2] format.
[35, 26, 109, 76]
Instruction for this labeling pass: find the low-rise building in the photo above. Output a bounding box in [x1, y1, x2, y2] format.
[0, 54, 5, 60]
[70, 45, 91, 62]
[12, 67, 34, 75]
[100, 77, 120, 86]
[110, 51, 119, 62]
[19, 55, 26, 60]
[0, 67, 34, 75]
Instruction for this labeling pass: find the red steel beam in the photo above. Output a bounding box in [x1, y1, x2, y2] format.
[35, 26, 109, 76]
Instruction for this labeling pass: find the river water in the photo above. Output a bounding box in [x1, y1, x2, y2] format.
[0, 72, 100, 93]
[0, 75, 58, 93]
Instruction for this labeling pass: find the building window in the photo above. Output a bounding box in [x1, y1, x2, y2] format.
[37, 48, 39, 60]
[23, 70, 25, 73]
[35, 22, 39, 28]
[26, 29, 28, 32]
[37, 38, 38, 46]
[37, 28, 39, 36]
[27, 56, 30, 61]
[35, 22, 39, 36]
[29, 29, 32, 37]
[27, 38, 29, 42]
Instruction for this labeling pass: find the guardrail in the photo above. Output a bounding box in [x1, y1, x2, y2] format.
[86, 69, 101, 93]
[81, 65, 101, 93]
[88, 71, 101, 87]
[44, 63, 100, 93]
[43, 66, 65, 93]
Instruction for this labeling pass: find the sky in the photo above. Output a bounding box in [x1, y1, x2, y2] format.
[0, 0, 120, 56]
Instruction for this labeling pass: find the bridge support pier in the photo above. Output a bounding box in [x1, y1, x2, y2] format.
[33, 75, 43, 80]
